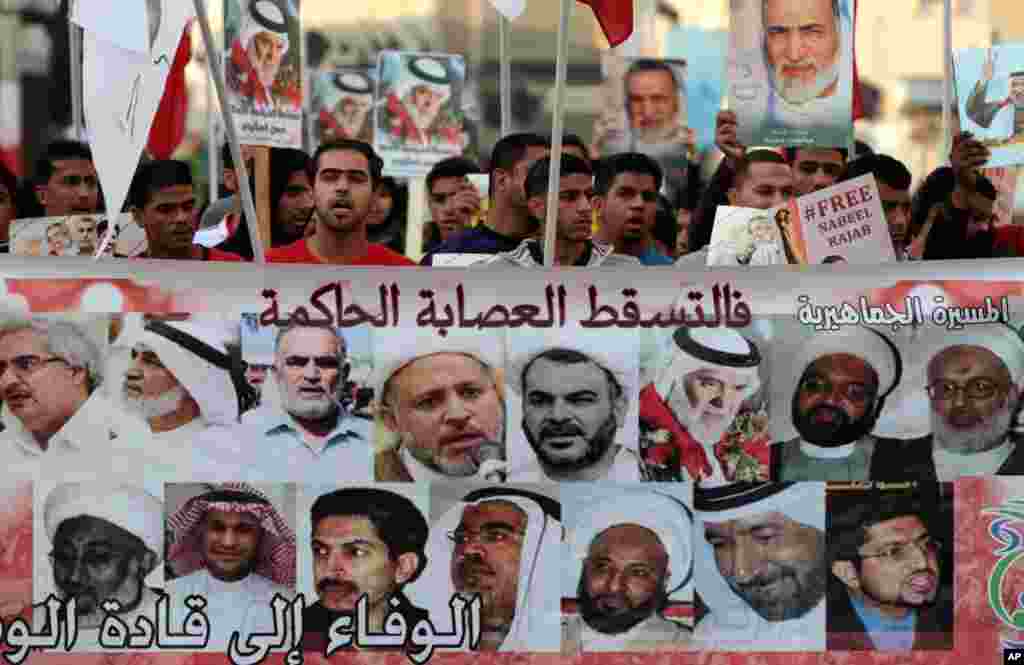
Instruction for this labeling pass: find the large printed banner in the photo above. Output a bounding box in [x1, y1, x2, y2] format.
[0, 258, 1023, 665]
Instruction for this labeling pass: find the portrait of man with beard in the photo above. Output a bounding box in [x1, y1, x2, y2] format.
[870, 323, 1024, 482]
[508, 334, 641, 482]
[301, 487, 430, 654]
[694, 482, 828, 651]
[826, 484, 953, 651]
[36, 483, 163, 651]
[772, 326, 902, 482]
[563, 488, 694, 653]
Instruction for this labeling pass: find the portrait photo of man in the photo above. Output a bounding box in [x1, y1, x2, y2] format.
[409, 485, 562, 653]
[317, 70, 375, 143]
[46, 221, 73, 257]
[379, 54, 466, 150]
[639, 326, 768, 485]
[69, 216, 99, 256]
[226, 0, 301, 114]
[563, 486, 694, 653]
[963, 47, 1024, 144]
[507, 330, 641, 482]
[826, 483, 953, 651]
[35, 483, 163, 651]
[707, 210, 786, 266]
[694, 481, 827, 651]
[373, 328, 506, 483]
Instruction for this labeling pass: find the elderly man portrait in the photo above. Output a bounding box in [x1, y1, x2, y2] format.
[165, 483, 295, 649]
[373, 329, 506, 483]
[639, 326, 765, 485]
[565, 489, 694, 652]
[772, 326, 903, 481]
[227, 0, 299, 112]
[35, 483, 163, 650]
[301, 487, 430, 653]
[508, 333, 641, 482]
[196, 321, 372, 483]
[411, 486, 562, 653]
[694, 481, 827, 650]
[826, 485, 953, 650]
[757, 0, 853, 129]
[965, 48, 1024, 141]
[871, 323, 1024, 481]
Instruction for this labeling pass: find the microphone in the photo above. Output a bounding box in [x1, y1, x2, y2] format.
[473, 441, 507, 483]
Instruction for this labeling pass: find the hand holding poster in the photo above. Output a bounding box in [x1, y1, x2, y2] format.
[707, 205, 788, 266]
[956, 44, 1024, 167]
[375, 51, 467, 177]
[728, 0, 855, 148]
[224, 0, 303, 148]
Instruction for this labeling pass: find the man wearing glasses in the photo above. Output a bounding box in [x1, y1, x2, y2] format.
[36, 482, 163, 650]
[196, 321, 372, 482]
[773, 326, 901, 482]
[871, 323, 1024, 481]
[410, 486, 562, 653]
[826, 486, 953, 650]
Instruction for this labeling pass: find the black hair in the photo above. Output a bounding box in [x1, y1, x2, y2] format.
[311, 488, 429, 580]
[368, 176, 409, 253]
[426, 157, 481, 194]
[462, 487, 561, 522]
[784, 146, 848, 164]
[562, 134, 590, 162]
[841, 153, 912, 191]
[854, 140, 874, 158]
[127, 160, 193, 209]
[822, 255, 846, 263]
[594, 152, 664, 196]
[523, 154, 593, 200]
[308, 139, 383, 185]
[268, 148, 311, 244]
[733, 150, 789, 188]
[623, 60, 679, 124]
[488, 133, 550, 200]
[653, 194, 679, 254]
[827, 487, 937, 565]
[0, 161, 17, 214]
[521, 347, 623, 401]
[973, 173, 998, 201]
[909, 166, 955, 241]
[221, 143, 234, 170]
[35, 140, 93, 183]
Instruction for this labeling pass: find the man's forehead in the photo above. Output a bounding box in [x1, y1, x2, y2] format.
[430, 176, 467, 196]
[591, 523, 666, 555]
[254, 31, 285, 46]
[205, 507, 262, 526]
[746, 162, 793, 187]
[863, 514, 927, 544]
[319, 149, 370, 174]
[51, 159, 96, 176]
[0, 327, 47, 353]
[876, 180, 910, 202]
[279, 326, 339, 354]
[396, 352, 487, 395]
[460, 500, 526, 527]
[686, 365, 751, 383]
[526, 357, 607, 392]
[313, 513, 381, 541]
[931, 344, 1008, 376]
[705, 510, 796, 532]
[765, 0, 834, 25]
[560, 173, 593, 192]
[806, 353, 875, 379]
[628, 68, 675, 91]
[516, 147, 550, 170]
[611, 172, 658, 192]
[149, 184, 195, 204]
[56, 515, 130, 544]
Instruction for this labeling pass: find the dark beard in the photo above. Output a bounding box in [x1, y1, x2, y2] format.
[576, 575, 666, 635]
[791, 397, 876, 448]
[523, 415, 617, 472]
[728, 554, 827, 622]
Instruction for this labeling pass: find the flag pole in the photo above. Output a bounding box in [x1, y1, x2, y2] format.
[542, 0, 571, 268]
[193, 0, 266, 263]
[941, 0, 952, 162]
[69, 0, 83, 138]
[499, 15, 512, 134]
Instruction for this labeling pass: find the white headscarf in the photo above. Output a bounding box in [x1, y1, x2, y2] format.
[925, 322, 1024, 387]
[693, 482, 826, 651]
[240, 0, 290, 56]
[405, 491, 562, 652]
[653, 328, 762, 401]
[44, 483, 163, 566]
[113, 316, 240, 426]
[567, 488, 693, 603]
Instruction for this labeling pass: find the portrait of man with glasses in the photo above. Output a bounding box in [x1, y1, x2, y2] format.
[772, 326, 902, 482]
[195, 321, 373, 483]
[871, 323, 1024, 482]
[826, 483, 953, 651]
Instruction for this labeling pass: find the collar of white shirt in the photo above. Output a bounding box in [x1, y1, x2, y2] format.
[248, 404, 368, 453]
[3, 393, 116, 458]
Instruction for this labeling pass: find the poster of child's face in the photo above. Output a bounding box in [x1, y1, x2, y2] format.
[223, 0, 303, 147]
[374, 51, 467, 177]
[312, 67, 376, 144]
[11, 214, 147, 259]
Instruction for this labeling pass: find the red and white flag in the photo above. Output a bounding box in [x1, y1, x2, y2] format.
[485, 0, 633, 46]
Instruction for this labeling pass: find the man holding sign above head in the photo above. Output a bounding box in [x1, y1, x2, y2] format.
[373, 328, 506, 483]
[487, 155, 639, 267]
[772, 326, 902, 481]
[36, 483, 163, 648]
[266, 140, 415, 265]
[301, 487, 430, 653]
[165, 483, 295, 650]
[421, 133, 549, 265]
[228, 0, 300, 113]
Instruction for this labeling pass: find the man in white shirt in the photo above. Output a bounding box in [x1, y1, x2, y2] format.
[195, 321, 372, 483]
[639, 326, 764, 485]
[165, 483, 295, 649]
[372, 328, 507, 483]
[565, 490, 694, 652]
[695, 481, 827, 651]
[508, 338, 641, 481]
[36, 483, 163, 651]
[772, 326, 902, 482]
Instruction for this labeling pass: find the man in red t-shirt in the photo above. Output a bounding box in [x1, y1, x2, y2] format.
[267, 139, 415, 265]
[129, 160, 243, 261]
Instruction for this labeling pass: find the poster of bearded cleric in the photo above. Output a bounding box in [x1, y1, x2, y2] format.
[310, 66, 376, 145]
[956, 44, 1024, 168]
[637, 322, 774, 486]
[375, 51, 469, 177]
[728, 0, 855, 148]
[223, 0, 303, 148]
[594, 57, 696, 206]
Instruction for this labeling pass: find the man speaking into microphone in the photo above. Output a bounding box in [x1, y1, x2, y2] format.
[373, 329, 508, 483]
